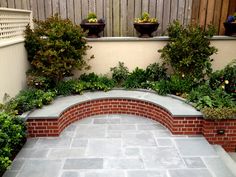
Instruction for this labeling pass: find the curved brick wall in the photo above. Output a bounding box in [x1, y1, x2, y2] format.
[27, 98, 236, 152]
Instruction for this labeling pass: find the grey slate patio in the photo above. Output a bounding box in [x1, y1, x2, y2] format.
[4, 114, 235, 177]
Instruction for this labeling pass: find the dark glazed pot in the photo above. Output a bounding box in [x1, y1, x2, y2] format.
[134, 23, 159, 38]
[224, 22, 236, 36]
[80, 23, 105, 38]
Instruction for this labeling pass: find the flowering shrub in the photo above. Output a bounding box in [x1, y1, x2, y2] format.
[226, 12, 236, 23]
[134, 12, 158, 23]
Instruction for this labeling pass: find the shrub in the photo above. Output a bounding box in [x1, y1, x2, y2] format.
[55, 79, 79, 95]
[124, 68, 147, 89]
[4, 89, 55, 115]
[0, 112, 26, 173]
[110, 62, 129, 86]
[202, 107, 236, 120]
[26, 70, 53, 90]
[159, 20, 217, 81]
[24, 14, 91, 84]
[209, 60, 236, 94]
[145, 63, 168, 82]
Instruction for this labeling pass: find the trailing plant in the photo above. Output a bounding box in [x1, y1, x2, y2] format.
[0, 112, 26, 173]
[124, 68, 147, 89]
[4, 89, 56, 115]
[110, 62, 129, 86]
[202, 107, 236, 120]
[24, 14, 91, 84]
[145, 63, 168, 82]
[209, 60, 236, 95]
[159, 20, 217, 81]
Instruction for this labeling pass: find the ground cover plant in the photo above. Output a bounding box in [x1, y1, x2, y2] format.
[0, 112, 26, 175]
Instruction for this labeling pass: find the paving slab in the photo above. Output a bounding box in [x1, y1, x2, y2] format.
[127, 170, 168, 177]
[174, 138, 217, 156]
[17, 160, 62, 177]
[4, 114, 234, 177]
[63, 159, 103, 169]
[203, 157, 235, 177]
[168, 169, 213, 177]
[61, 171, 80, 177]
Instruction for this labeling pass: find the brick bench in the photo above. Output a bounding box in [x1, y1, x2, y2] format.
[25, 89, 236, 152]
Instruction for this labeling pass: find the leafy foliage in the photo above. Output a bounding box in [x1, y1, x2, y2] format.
[0, 112, 26, 172]
[150, 75, 194, 96]
[24, 14, 91, 84]
[145, 63, 168, 82]
[209, 60, 236, 94]
[187, 84, 235, 110]
[124, 68, 147, 89]
[110, 62, 129, 86]
[3, 89, 56, 115]
[159, 21, 217, 80]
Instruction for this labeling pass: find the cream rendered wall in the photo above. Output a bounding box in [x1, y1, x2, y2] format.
[76, 38, 236, 76]
[0, 41, 29, 103]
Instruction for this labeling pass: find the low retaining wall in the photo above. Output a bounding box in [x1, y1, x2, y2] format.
[26, 90, 236, 152]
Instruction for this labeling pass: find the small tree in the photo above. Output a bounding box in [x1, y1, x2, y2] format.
[25, 14, 91, 85]
[159, 21, 217, 81]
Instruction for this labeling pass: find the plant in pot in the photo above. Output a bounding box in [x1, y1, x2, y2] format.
[224, 12, 236, 36]
[134, 12, 159, 38]
[80, 13, 105, 38]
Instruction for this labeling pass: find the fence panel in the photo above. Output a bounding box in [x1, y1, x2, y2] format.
[1, 0, 236, 36]
[0, 7, 32, 40]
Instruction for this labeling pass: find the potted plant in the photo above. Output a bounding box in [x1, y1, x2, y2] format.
[80, 13, 105, 38]
[134, 12, 159, 38]
[224, 13, 236, 36]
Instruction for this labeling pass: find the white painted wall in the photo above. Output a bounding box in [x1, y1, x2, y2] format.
[75, 37, 236, 76]
[0, 40, 29, 103]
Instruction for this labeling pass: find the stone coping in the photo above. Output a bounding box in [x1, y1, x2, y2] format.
[25, 89, 202, 119]
[86, 36, 236, 42]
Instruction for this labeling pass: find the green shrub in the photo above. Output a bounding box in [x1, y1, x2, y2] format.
[24, 14, 91, 84]
[55, 79, 79, 95]
[110, 62, 129, 86]
[145, 63, 168, 82]
[159, 20, 217, 81]
[149, 80, 171, 95]
[202, 107, 236, 120]
[0, 112, 26, 172]
[4, 89, 55, 114]
[209, 60, 236, 94]
[124, 68, 147, 89]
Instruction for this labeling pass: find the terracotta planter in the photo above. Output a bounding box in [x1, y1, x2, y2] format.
[224, 22, 236, 36]
[80, 23, 105, 38]
[134, 23, 159, 38]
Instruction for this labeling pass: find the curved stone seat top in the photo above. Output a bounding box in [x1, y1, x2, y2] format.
[27, 89, 202, 119]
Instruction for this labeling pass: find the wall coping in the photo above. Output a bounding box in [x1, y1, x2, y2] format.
[24, 89, 202, 120]
[86, 36, 236, 42]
